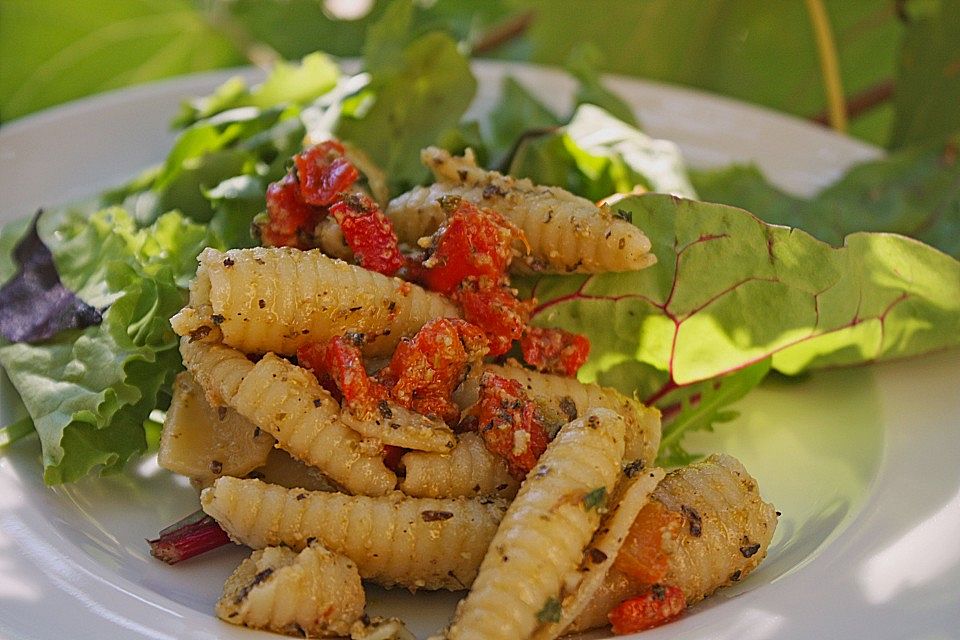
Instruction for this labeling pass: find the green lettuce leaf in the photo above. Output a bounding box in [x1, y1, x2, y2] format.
[527, 194, 960, 399]
[174, 52, 340, 127]
[510, 104, 698, 200]
[0, 209, 209, 483]
[691, 133, 960, 259]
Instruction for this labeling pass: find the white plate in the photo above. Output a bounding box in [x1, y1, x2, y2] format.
[1, 61, 958, 640]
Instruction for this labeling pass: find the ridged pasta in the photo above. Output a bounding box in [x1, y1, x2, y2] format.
[180, 339, 397, 496]
[456, 363, 661, 466]
[399, 432, 519, 499]
[171, 246, 460, 358]
[202, 477, 508, 590]
[158, 373, 275, 483]
[530, 466, 665, 640]
[386, 147, 656, 274]
[444, 408, 626, 640]
[216, 542, 364, 637]
[340, 402, 456, 453]
[652, 453, 778, 603]
[567, 453, 779, 632]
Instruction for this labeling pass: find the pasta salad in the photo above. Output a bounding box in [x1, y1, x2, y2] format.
[150, 138, 778, 638]
[0, 33, 956, 640]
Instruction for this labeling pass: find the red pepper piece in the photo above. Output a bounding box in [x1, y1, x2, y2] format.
[608, 584, 685, 634]
[329, 193, 404, 276]
[456, 284, 533, 357]
[420, 198, 520, 295]
[297, 335, 387, 416]
[520, 326, 591, 376]
[378, 318, 488, 424]
[294, 140, 360, 207]
[262, 173, 322, 249]
[473, 373, 549, 479]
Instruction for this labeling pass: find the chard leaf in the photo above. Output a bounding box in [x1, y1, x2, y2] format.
[528, 194, 960, 395]
[0, 209, 208, 484]
[336, 31, 477, 195]
[510, 105, 698, 201]
[655, 359, 771, 467]
[691, 133, 960, 259]
[0, 213, 102, 343]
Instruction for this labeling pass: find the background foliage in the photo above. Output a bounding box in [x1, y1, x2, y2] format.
[2, 0, 958, 150]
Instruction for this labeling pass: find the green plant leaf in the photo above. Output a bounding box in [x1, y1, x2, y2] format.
[0, 0, 241, 123]
[510, 105, 698, 201]
[691, 133, 960, 259]
[890, 0, 960, 148]
[337, 31, 477, 194]
[485, 76, 561, 168]
[528, 194, 960, 394]
[564, 42, 640, 128]
[655, 359, 771, 467]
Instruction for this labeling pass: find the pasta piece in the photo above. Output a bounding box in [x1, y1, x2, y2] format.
[340, 401, 456, 453]
[444, 408, 626, 640]
[530, 466, 665, 640]
[567, 453, 779, 632]
[216, 542, 364, 637]
[171, 246, 459, 358]
[202, 477, 508, 590]
[180, 339, 397, 496]
[456, 363, 661, 465]
[386, 147, 656, 273]
[400, 432, 519, 499]
[158, 372, 275, 483]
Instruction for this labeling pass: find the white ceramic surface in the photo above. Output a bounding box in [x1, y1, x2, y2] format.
[1, 60, 958, 640]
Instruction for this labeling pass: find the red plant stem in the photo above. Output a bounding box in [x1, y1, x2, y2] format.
[148, 513, 231, 565]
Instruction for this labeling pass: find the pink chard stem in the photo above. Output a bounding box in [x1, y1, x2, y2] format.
[147, 510, 232, 565]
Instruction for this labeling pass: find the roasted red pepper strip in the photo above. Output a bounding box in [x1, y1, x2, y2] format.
[262, 173, 322, 249]
[420, 197, 520, 295]
[613, 500, 684, 586]
[520, 326, 591, 377]
[378, 318, 488, 424]
[456, 283, 532, 358]
[608, 584, 685, 634]
[297, 334, 387, 416]
[294, 140, 359, 206]
[473, 373, 549, 479]
[329, 193, 404, 276]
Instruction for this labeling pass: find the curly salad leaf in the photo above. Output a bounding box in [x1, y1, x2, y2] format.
[0, 209, 210, 484]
